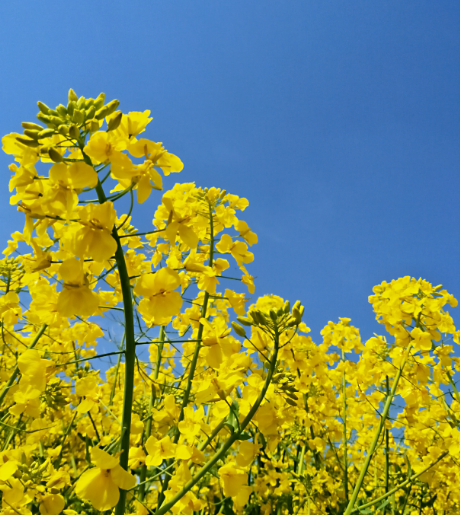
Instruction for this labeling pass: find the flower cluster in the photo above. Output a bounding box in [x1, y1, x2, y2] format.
[0, 90, 459, 515]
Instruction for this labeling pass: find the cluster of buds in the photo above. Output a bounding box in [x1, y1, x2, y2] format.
[16, 88, 121, 162]
[272, 368, 300, 407]
[231, 300, 305, 337]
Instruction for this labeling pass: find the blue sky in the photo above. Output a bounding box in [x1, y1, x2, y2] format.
[0, 0, 459, 345]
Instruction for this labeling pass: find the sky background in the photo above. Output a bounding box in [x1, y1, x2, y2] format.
[0, 0, 459, 346]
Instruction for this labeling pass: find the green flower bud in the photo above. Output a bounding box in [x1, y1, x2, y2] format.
[69, 125, 80, 140]
[37, 128, 55, 139]
[283, 300, 291, 313]
[48, 148, 63, 163]
[47, 108, 59, 117]
[21, 122, 43, 131]
[236, 316, 253, 327]
[89, 120, 100, 133]
[77, 96, 86, 109]
[72, 109, 84, 124]
[68, 88, 78, 102]
[56, 104, 67, 117]
[107, 111, 123, 131]
[286, 317, 297, 327]
[104, 99, 120, 117]
[95, 106, 108, 120]
[231, 322, 247, 338]
[49, 116, 63, 126]
[293, 308, 302, 324]
[67, 101, 76, 116]
[23, 129, 39, 140]
[94, 92, 106, 110]
[85, 105, 97, 121]
[84, 98, 95, 109]
[269, 309, 278, 322]
[285, 397, 297, 407]
[58, 125, 69, 136]
[16, 136, 39, 148]
[37, 101, 50, 114]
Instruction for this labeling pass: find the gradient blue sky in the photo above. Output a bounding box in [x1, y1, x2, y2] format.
[1, 1, 459, 344]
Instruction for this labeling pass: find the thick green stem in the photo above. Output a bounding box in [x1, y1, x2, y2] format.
[94, 180, 136, 515]
[344, 345, 411, 515]
[383, 375, 390, 514]
[155, 331, 280, 515]
[0, 324, 47, 409]
[139, 326, 165, 501]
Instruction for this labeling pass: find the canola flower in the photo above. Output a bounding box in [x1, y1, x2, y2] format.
[0, 90, 458, 515]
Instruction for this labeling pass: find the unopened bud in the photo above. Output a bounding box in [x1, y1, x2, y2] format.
[283, 300, 291, 313]
[269, 309, 278, 322]
[49, 116, 63, 126]
[77, 96, 86, 109]
[236, 316, 253, 327]
[285, 397, 297, 407]
[23, 129, 39, 140]
[231, 322, 247, 338]
[89, 120, 100, 133]
[69, 125, 80, 139]
[68, 88, 78, 102]
[104, 99, 120, 117]
[37, 128, 55, 139]
[107, 111, 123, 131]
[48, 148, 63, 163]
[94, 92, 106, 109]
[85, 105, 96, 120]
[67, 100, 76, 116]
[72, 109, 84, 124]
[95, 106, 108, 120]
[16, 136, 39, 148]
[58, 125, 69, 136]
[37, 101, 50, 114]
[293, 308, 302, 324]
[56, 104, 67, 117]
[22, 122, 43, 131]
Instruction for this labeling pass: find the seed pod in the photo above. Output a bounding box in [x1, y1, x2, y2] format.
[69, 125, 80, 139]
[107, 111, 123, 131]
[37, 101, 50, 114]
[48, 148, 63, 163]
[37, 128, 55, 139]
[237, 316, 253, 327]
[231, 322, 247, 338]
[23, 129, 39, 140]
[72, 109, 84, 124]
[22, 122, 43, 131]
[285, 397, 297, 407]
[16, 136, 39, 148]
[68, 88, 78, 102]
[104, 99, 120, 117]
[94, 92, 106, 109]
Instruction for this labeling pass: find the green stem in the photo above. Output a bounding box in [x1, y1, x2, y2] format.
[350, 451, 448, 513]
[93, 178, 136, 515]
[344, 344, 411, 515]
[0, 324, 47, 408]
[139, 326, 165, 502]
[155, 331, 280, 515]
[383, 375, 390, 514]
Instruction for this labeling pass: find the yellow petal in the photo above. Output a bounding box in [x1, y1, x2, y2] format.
[110, 464, 137, 491]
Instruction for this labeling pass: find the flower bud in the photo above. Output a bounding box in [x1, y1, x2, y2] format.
[283, 300, 291, 313]
[77, 96, 86, 109]
[231, 322, 247, 338]
[37, 128, 55, 139]
[22, 122, 43, 131]
[69, 125, 80, 139]
[85, 105, 96, 120]
[293, 308, 302, 324]
[48, 148, 63, 163]
[68, 88, 78, 102]
[49, 116, 63, 126]
[56, 104, 67, 117]
[107, 111, 122, 131]
[72, 109, 84, 124]
[269, 309, 278, 322]
[67, 100, 76, 116]
[23, 129, 39, 140]
[37, 101, 50, 114]
[94, 92, 106, 109]
[16, 136, 39, 148]
[104, 99, 120, 117]
[89, 121, 100, 133]
[95, 106, 108, 120]
[237, 316, 253, 327]
[285, 397, 297, 407]
[58, 125, 69, 136]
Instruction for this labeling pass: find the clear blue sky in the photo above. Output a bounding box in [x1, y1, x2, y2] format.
[1, 1, 459, 344]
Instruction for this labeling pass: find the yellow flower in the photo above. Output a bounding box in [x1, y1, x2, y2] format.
[134, 267, 183, 325]
[215, 234, 254, 267]
[56, 258, 99, 318]
[39, 494, 65, 515]
[145, 435, 177, 467]
[75, 447, 136, 512]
